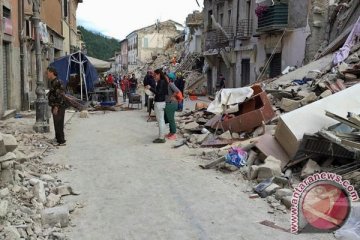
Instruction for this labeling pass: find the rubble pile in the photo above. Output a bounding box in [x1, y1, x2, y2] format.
[266, 43, 360, 114]
[0, 118, 79, 240]
[177, 40, 360, 213]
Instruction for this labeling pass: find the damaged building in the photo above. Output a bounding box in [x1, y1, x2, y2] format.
[126, 20, 184, 73]
[202, 0, 351, 93]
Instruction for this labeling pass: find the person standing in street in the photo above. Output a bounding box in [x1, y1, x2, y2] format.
[130, 73, 138, 94]
[165, 72, 181, 140]
[147, 68, 168, 143]
[120, 75, 130, 102]
[174, 72, 185, 111]
[47, 66, 67, 146]
[143, 70, 156, 107]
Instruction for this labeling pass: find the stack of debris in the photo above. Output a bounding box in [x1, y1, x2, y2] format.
[0, 119, 79, 239]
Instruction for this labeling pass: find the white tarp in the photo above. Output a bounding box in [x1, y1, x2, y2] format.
[87, 56, 111, 71]
[207, 87, 254, 114]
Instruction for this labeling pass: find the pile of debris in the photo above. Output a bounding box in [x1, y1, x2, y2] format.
[0, 118, 79, 240]
[174, 41, 360, 212]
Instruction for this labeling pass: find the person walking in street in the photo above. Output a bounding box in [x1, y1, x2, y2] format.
[120, 75, 130, 102]
[143, 70, 156, 107]
[174, 72, 185, 111]
[165, 72, 181, 140]
[129, 73, 138, 94]
[47, 66, 67, 146]
[146, 68, 168, 143]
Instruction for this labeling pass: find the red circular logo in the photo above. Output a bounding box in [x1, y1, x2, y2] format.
[301, 183, 351, 231]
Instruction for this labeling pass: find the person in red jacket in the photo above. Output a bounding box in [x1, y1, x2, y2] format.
[106, 73, 114, 85]
[120, 75, 130, 102]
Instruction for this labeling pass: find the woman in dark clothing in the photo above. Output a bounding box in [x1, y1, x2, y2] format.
[146, 68, 168, 143]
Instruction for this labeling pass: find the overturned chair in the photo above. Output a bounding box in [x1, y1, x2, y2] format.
[127, 92, 142, 110]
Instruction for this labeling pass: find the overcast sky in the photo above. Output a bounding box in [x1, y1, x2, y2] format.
[77, 0, 203, 40]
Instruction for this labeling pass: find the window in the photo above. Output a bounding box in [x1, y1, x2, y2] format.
[3, 6, 11, 18]
[220, 14, 224, 26]
[63, 0, 68, 18]
[143, 37, 148, 48]
[25, 20, 33, 38]
[228, 10, 232, 26]
[208, 10, 213, 30]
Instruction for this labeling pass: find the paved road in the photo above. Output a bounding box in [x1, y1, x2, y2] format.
[49, 109, 334, 240]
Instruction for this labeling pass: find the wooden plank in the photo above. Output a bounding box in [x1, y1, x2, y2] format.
[341, 139, 360, 150]
[325, 111, 360, 130]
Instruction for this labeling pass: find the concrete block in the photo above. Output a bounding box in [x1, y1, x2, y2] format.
[1, 160, 14, 170]
[280, 98, 302, 112]
[3, 226, 21, 240]
[301, 159, 321, 179]
[33, 182, 47, 204]
[196, 133, 209, 144]
[46, 193, 61, 208]
[0, 200, 9, 217]
[2, 134, 18, 152]
[0, 169, 14, 184]
[282, 195, 292, 209]
[319, 90, 332, 99]
[184, 122, 199, 130]
[257, 156, 282, 181]
[0, 135, 6, 156]
[219, 131, 232, 140]
[275, 188, 293, 200]
[263, 183, 281, 196]
[0, 152, 16, 163]
[41, 206, 69, 227]
[13, 150, 28, 163]
[0, 188, 10, 197]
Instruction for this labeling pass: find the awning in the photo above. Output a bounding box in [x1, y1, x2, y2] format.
[87, 56, 111, 72]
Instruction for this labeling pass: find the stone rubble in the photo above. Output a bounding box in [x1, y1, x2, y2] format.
[0, 117, 80, 240]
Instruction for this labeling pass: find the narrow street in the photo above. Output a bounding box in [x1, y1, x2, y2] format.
[46, 108, 334, 240]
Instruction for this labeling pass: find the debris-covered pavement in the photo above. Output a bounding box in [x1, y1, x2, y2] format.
[0, 113, 80, 240]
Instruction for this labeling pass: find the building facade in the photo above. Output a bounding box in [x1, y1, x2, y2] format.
[185, 10, 204, 54]
[203, 0, 325, 93]
[126, 20, 183, 72]
[0, 0, 82, 117]
[120, 39, 128, 74]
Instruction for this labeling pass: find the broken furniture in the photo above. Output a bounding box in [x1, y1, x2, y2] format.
[90, 87, 116, 103]
[205, 85, 275, 133]
[127, 92, 142, 110]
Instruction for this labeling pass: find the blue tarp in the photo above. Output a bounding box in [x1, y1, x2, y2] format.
[50, 52, 98, 92]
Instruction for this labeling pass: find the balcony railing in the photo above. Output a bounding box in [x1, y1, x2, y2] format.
[236, 19, 253, 40]
[257, 3, 288, 32]
[205, 26, 234, 51]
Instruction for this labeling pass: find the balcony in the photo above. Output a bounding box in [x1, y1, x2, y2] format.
[236, 19, 253, 40]
[204, 26, 234, 51]
[257, 3, 288, 33]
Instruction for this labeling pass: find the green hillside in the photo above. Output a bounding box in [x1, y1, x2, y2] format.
[78, 26, 120, 61]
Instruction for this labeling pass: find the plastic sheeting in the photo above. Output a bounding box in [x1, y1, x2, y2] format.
[207, 87, 254, 114]
[333, 16, 360, 65]
[50, 52, 99, 92]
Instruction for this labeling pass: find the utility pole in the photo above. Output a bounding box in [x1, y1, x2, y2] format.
[32, 0, 50, 133]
